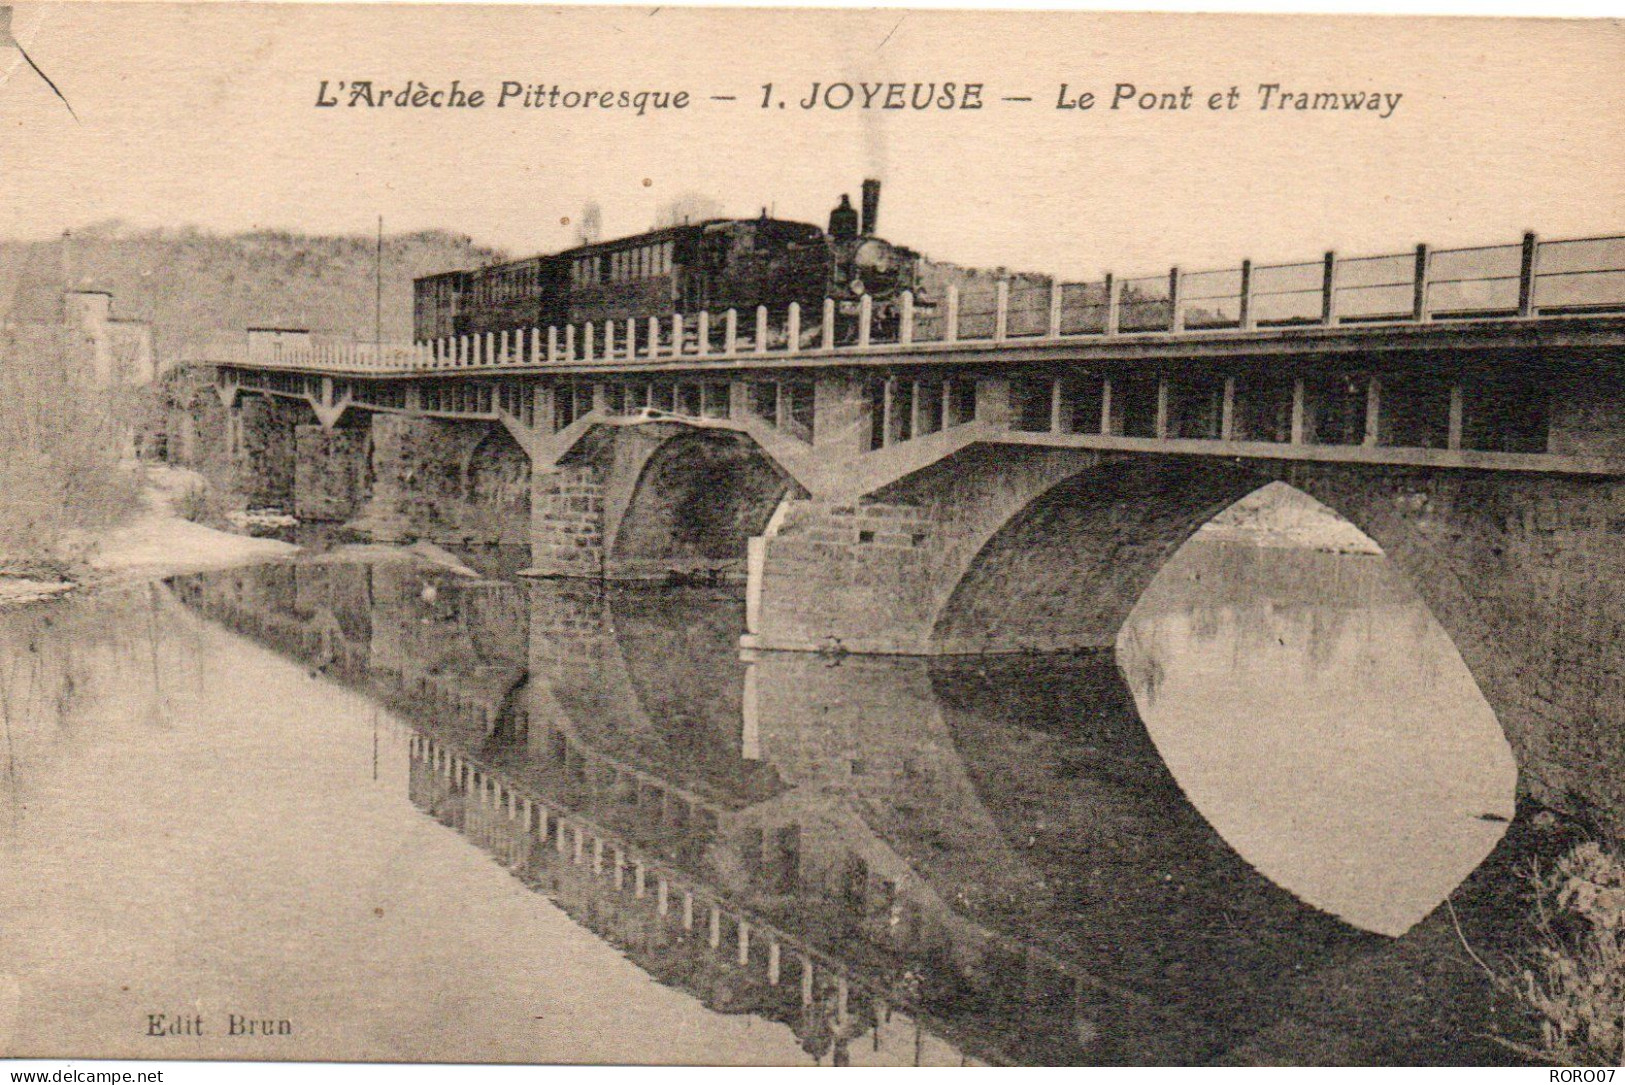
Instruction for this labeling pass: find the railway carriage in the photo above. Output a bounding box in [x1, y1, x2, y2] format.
[413, 180, 921, 347]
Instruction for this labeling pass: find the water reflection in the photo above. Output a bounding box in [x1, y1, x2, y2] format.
[163, 550, 1486, 1065]
[1119, 535, 1517, 936]
[0, 529, 1524, 1065]
[0, 582, 948, 1065]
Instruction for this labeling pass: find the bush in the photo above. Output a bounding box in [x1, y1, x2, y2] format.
[0, 327, 144, 562]
[1504, 841, 1625, 1066]
[175, 481, 213, 524]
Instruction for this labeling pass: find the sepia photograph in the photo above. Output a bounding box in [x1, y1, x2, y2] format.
[0, 1, 1620, 1070]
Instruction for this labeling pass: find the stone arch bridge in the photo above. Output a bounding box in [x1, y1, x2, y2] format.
[215, 230, 1625, 830]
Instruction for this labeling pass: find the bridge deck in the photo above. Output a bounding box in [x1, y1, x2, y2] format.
[215, 230, 1625, 482]
[227, 228, 1625, 378]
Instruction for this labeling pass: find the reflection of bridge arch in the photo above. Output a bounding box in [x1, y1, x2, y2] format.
[735, 647, 1389, 1063]
[525, 580, 784, 816]
[523, 588, 1148, 1061]
[923, 653, 1365, 1050]
[522, 580, 1142, 1042]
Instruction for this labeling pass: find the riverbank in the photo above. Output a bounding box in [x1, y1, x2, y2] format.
[0, 464, 298, 609]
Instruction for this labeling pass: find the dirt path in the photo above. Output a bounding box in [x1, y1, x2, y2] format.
[0, 465, 299, 609]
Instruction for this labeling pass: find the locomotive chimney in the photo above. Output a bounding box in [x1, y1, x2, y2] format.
[860, 179, 881, 236]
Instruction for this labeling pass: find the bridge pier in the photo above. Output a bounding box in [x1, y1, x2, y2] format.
[230, 392, 315, 511]
[293, 421, 370, 522]
[530, 463, 606, 577]
[743, 445, 1113, 655]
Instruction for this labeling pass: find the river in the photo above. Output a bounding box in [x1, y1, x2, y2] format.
[0, 507, 1541, 1065]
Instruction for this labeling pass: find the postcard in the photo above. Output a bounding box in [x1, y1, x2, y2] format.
[0, 2, 1620, 1069]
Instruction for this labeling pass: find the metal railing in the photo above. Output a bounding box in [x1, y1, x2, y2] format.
[238, 230, 1625, 375]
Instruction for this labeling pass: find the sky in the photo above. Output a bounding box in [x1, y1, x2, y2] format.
[0, 3, 1620, 280]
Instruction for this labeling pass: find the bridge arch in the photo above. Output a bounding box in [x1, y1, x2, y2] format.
[462, 424, 532, 546]
[928, 456, 1266, 654]
[918, 452, 1624, 829]
[606, 426, 797, 580]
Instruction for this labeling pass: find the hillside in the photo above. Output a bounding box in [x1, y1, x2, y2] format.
[0, 220, 1054, 365]
[0, 223, 507, 362]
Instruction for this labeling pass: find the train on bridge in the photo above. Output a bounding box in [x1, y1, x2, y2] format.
[413, 179, 922, 347]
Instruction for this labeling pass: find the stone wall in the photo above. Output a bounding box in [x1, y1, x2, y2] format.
[233, 393, 311, 510]
[529, 465, 606, 577]
[746, 446, 1625, 834]
[293, 422, 369, 522]
[346, 412, 528, 545]
[1285, 465, 1625, 836]
[745, 445, 1103, 654]
[745, 501, 940, 654]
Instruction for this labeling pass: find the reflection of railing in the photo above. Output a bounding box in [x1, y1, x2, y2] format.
[239, 231, 1625, 375]
[404, 731, 1002, 1065]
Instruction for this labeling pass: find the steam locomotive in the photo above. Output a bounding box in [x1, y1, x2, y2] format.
[412, 179, 921, 345]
